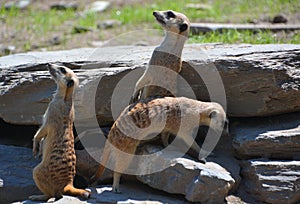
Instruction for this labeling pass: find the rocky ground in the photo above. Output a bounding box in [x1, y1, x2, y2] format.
[0, 43, 299, 203]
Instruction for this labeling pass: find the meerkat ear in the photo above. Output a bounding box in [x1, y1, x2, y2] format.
[179, 23, 188, 32]
[67, 79, 74, 88]
[209, 110, 218, 119]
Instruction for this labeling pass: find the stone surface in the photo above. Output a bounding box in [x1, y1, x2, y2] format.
[232, 112, 300, 159]
[76, 148, 113, 182]
[0, 144, 39, 203]
[190, 23, 300, 33]
[136, 146, 235, 203]
[4, 0, 31, 10]
[17, 182, 190, 204]
[84, 1, 110, 14]
[206, 133, 241, 193]
[0, 144, 193, 204]
[72, 26, 93, 34]
[272, 14, 288, 24]
[0, 44, 299, 126]
[241, 159, 300, 204]
[0, 45, 16, 56]
[50, 2, 78, 10]
[97, 19, 122, 29]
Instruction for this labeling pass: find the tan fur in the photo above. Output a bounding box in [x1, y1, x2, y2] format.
[90, 97, 228, 193]
[29, 64, 91, 201]
[131, 10, 190, 147]
[132, 10, 190, 102]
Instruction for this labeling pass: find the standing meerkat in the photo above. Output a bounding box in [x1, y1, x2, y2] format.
[132, 10, 190, 102]
[131, 10, 190, 147]
[29, 64, 91, 201]
[90, 97, 228, 193]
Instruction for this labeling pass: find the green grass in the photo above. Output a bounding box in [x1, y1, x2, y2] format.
[0, 0, 299, 55]
[188, 30, 300, 44]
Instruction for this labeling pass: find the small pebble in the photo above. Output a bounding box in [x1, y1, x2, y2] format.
[97, 19, 122, 29]
[84, 1, 111, 13]
[50, 2, 78, 11]
[272, 14, 288, 24]
[72, 26, 93, 34]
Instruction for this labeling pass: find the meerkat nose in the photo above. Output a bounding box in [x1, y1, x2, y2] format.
[153, 11, 157, 16]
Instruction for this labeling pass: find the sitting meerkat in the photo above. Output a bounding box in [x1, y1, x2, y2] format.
[29, 64, 91, 201]
[90, 97, 228, 193]
[131, 10, 190, 147]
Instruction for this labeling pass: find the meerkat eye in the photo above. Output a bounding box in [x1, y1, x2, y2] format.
[179, 23, 188, 32]
[59, 67, 67, 74]
[166, 11, 175, 18]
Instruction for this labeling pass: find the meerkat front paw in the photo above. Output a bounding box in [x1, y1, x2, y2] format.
[32, 140, 40, 157]
[83, 189, 92, 199]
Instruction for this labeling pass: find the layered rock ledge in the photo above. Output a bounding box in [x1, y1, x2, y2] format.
[0, 44, 299, 126]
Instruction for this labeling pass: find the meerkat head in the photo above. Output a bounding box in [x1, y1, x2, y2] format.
[47, 63, 79, 90]
[201, 103, 229, 136]
[153, 10, 190, 37]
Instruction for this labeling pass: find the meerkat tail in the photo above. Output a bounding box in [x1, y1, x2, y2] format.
[89, 143, 111, 186]
[63, 184, 91, 199]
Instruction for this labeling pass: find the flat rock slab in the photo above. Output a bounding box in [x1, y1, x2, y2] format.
[0, 44, 299, 126]
[16, 182, 190, 204]
[241, 159, 300, 204]
[0, 144, 39, 203]
[191, 23, 300, 34]
[0, 144, 190, 204]
[232, 112, 300, 159]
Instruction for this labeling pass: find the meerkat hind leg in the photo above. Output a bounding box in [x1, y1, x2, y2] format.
[112, 145, 137, 193]
[179, 133, 205, 160]
[112, 172, 122, 193]
[161, 132, 171, 147]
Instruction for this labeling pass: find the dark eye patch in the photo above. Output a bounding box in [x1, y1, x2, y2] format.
[179, 23, 188, 32]
[166, 11, 175, 18]
[67, 79, 74, 88]
[60, 67, 67, 74]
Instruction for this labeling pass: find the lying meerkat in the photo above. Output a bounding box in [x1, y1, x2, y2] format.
[90, 97, 228, 193]
[131, 10, 190, 147]
[29, 64, 91, 201]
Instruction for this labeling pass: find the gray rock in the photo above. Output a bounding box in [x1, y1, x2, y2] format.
[0, 144, 39, 203]
[19, 182, 190, 204]
[206, 133, 241, 193]
[5, 0, 31, 10]
[190, 23, 300, 33]
[232, 112, 300, 159]
[0, 44, 299, 126]
[185, 3, 212, 10]
[137, 147, 235, 203]
[50, 2, 78, 11]
[272, 14, 288, 24]
[76, 148, 113, 182]
[97, 19, 122, 29]
[241, 159, 300, 204]
[84, 1, 110, 13]
[72, 26, 93, 34]
[50, 36, 62, 46]
[0, 45, 16, 56]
